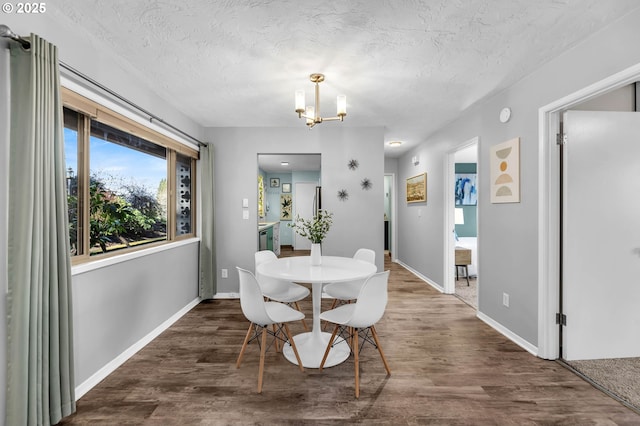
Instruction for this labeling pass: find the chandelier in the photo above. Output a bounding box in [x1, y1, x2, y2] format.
[295, 73, 346, 128]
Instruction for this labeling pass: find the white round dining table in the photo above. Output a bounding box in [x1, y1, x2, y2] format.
[256, 255, 377, 368]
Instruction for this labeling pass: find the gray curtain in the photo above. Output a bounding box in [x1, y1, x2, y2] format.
[199, 144, 217, 299]
[7, 35, 76, 425]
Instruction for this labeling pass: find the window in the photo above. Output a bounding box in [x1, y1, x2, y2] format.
[62, 89, 198, 262]
[176, 153, 193, 236]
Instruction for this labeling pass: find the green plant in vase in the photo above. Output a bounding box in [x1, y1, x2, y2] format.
[289, 209, 333, 264]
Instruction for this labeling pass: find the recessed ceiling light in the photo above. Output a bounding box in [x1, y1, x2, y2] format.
[387, 141, 403, 146]
[281, 161, 289, 166]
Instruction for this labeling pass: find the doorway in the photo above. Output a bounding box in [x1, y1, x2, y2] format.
[445, 137, 478, 303]
[257, 153, 321, 255]
[384, 174, 396, 261]
[539, 69, 640, 411]
[453, 144, 478, 308]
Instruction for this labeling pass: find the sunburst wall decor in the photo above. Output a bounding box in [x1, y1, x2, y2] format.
[361, 178, 372, 190]
[337, 189, 349, 201]
[347, 159, 359, 170]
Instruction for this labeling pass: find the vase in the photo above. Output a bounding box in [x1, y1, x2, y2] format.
[310, 243, 322, 266]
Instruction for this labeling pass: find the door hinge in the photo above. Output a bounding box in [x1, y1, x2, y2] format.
[556, 133, 567, 145]
[556, 313, 567, 326]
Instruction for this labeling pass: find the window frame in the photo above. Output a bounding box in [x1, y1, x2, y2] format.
[62, 87, 198, 264]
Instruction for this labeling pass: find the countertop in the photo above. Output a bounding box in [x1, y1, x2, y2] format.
[258, 221, 278, 232]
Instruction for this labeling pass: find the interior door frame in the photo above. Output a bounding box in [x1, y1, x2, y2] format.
[444, 137, 479, 295]
[537, 63, 640, 359]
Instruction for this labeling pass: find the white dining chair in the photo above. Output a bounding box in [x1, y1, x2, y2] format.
[319, 270, 391, 398]
[255, 250, 310, 331]
[322, 248, 375, 311]
[236, 267, 305, 393]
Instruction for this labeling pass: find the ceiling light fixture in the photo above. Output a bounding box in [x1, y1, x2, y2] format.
[388, 140, 403, 146]
[295, 73, 346, 128]
[281, 162, 289, 166]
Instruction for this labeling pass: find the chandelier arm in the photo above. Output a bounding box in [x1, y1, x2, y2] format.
[319, 116, 344, 122]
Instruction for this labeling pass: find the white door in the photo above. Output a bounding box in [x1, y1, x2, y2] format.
[562, 110, 640, 360]
[293, 182, 317, 250]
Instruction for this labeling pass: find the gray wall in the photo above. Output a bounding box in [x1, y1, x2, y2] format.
[0, 39, 9, 420]
[72, 242, 199, 386]
[2, 11, 203, 141]
[208, 126, 385, 293]
[1, 11, 205, 419]
[395, 7, 640, 348]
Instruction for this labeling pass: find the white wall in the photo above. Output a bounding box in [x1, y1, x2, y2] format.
[395, 7, 640, 349]
[208, 126, 385, 294]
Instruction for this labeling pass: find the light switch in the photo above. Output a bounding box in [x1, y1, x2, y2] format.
[242, 198, 249, 208]
[242, 210, 249, 219]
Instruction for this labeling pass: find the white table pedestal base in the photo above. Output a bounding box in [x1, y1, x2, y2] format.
[283, 331, 349, 368]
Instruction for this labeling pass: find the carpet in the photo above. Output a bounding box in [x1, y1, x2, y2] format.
[455, 276, 477, 309]
[566, 357, 640, 411]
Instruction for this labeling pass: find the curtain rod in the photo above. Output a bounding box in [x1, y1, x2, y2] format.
[1, 24, 207, 148]
[0, 24, 30, 49]
[59, 62, 208, 147]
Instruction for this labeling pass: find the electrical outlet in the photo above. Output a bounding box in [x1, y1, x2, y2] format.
[503, 292, 510, 307]
[221, 269, 228, 278]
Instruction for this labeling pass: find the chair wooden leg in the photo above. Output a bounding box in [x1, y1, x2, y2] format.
[293, 301, 309, 331]
[283, 323, 304, 372]
[370, 325, 391, 375]
[236, 322, 254, 368]
[273, 324, 280, 352]
[354, 327, 360, 398]
[319, 324, 340, 371]
[257, 327, 267, 393]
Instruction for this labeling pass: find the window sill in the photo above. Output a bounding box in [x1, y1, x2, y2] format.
[71, 237, 201, 276]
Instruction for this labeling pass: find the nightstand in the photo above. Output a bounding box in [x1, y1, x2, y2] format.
[455, 247, 471, 286]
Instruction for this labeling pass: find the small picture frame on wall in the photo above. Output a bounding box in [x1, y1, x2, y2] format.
[270, 178, 280, 188]
[282, 183, 291, 193]
[406, 173, 427, 203]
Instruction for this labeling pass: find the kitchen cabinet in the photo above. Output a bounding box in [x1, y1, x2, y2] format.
[258, 222, 280, 255]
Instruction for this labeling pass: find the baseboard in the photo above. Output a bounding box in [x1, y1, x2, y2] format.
[394, 260, 444, 293]
[75, 297, 201, 399]
[476, 311, 538, 356]
[393, 261, 539, 357]
[213, 292, 239, 299]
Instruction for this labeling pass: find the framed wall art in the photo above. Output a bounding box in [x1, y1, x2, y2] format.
[406, 173, 427, 203]
[270, 177, 280, 188]
[455, 173, 477, 205]
[490, 137, 520, 203]
[282, 183, 291, 193]
[280, 194, 292, 220]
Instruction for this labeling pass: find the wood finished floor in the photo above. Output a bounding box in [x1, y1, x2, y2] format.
[58, 253, 640, 425]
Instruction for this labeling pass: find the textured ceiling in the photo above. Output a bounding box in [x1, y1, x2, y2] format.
[49, 0, 640, 156]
